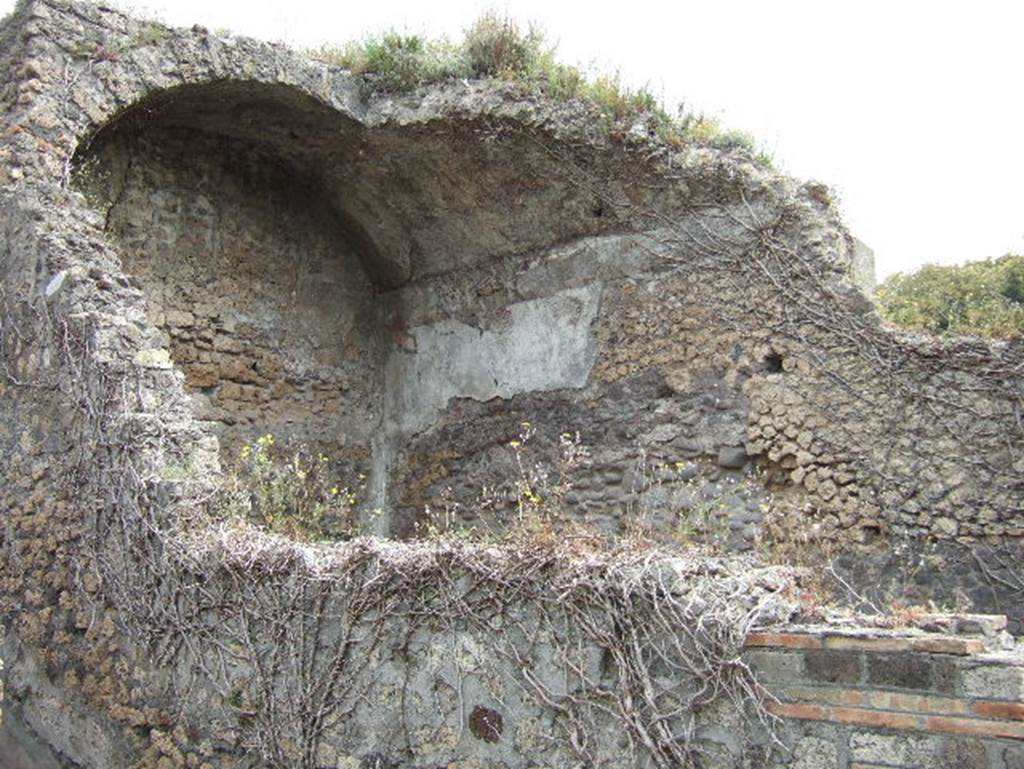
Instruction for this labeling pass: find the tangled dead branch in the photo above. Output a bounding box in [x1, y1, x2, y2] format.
[35, 127, 1020, 767]
[163, 527, 797, 768]
[33, 299, 797, 767]
[4, 57, 1023, 769]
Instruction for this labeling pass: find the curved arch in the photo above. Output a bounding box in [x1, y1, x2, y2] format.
[73, 81, 398, 285]
[71, 81, 388, 470]
[67, 78, 637, 479]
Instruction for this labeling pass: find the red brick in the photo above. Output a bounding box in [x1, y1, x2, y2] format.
[775, 685, 971, 716]
[827, 688, 868, 707]
[824, 635, 912, 653]
[926, 715, 1024, 740]
[831, 706, 922, 730]
[911, 637, 985, 656]
[746, 632, 822, 650]
[773, 685, 866, 707]
[972, 701, 1024, 721]
[771, 702, 1024, 740]
[819, 634, 983, 656]
[869, 690, 969, 716]
[765, 701, 828, 721]
[840, 689, 868, 707]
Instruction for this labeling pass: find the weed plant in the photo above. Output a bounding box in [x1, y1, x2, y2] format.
[309, 12, 771, 164]
[219, 434, 364, 542]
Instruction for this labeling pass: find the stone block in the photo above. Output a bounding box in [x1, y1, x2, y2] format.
[804, 650, 863, 684]
[938, 737, 989, 769]
[867, 653, 932, 690]
[165, 309, 194, 328]
[717, 446, 748, 468]
[743, 650, 806, 684]
[930, 656, 962, 695]
[849, 732, 941, 766]
[1004, 744, 1024, 769]
[963, 664, 1024, 700]
[954, 614, 1008, 635]
[790, 735, 838, 769]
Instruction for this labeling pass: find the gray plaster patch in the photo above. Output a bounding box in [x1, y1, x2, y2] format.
[0, 706, 68, 769]
[384, 285, 600, 435]
[514, 230, 677, 297]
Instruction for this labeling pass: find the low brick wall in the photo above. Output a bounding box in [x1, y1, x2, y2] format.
[745, 619, 1024, 768]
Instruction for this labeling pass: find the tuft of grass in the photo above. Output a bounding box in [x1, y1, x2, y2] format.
[463, 11, 544, 77]
[312, 32, 467, 93]
[308, 13, 770, 164]
[580, 72, 658, 121]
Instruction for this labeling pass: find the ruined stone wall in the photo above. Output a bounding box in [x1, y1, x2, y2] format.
[746, 623, 1024, 769]
[76, 123, 384, 462]
[382, 188, 1024, 618]
[1, 1, 1023, 768]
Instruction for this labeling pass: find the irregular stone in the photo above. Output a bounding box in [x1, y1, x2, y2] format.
[791, 736, 838, 769]
[717, 446, 748, 468]
[2, 3, 1024, 768]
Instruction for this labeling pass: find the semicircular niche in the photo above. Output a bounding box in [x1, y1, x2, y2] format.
[71, 80, 633, 537]
[70, 83, 385, 480]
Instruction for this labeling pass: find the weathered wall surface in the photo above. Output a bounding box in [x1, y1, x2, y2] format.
[76, 122, 384, 462]
[747, 623, 1024, 769]
[0, 1, 1023, 767]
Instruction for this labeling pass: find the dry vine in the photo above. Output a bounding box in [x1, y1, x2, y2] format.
[164, 527, 795, 768]
[3, 53, 1023, 769]
[6, 281, 798, 768]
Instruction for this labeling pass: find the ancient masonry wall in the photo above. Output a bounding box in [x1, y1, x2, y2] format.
[75, 123, 385, 464]
[5, 601, 1024, 769]
[746, 622, 1024, 769]
[0, 1, 1023, 767]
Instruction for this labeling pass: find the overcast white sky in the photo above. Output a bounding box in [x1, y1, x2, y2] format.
[4, 0, 1022, 278]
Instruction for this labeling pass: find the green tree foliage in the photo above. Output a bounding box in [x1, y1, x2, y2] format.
[875, 254, 1024, 338]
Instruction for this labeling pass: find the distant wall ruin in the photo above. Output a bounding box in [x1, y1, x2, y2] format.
[1, 1, 1023, 767]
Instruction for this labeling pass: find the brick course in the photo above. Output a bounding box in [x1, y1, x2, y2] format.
[745, 621, 1024, 767]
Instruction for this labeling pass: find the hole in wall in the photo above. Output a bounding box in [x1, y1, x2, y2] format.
[763, 352, 784, 373]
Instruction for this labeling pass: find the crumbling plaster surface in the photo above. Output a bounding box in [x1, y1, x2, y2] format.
[1, 630, 130, 768]
[1, 1, 1024, 768]
[384, 284, 601, 436]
